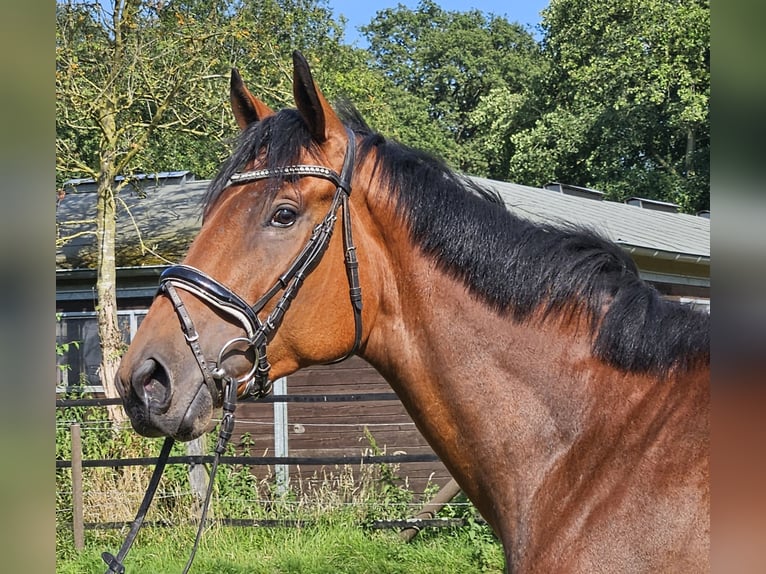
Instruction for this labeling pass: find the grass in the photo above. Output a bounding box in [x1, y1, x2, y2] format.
[56, 516, 505, 573]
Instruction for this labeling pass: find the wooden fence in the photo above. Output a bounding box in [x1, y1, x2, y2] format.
[58, 357, 453, 493]
[56, 367, 465, 548]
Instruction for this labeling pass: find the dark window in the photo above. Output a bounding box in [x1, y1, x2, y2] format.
[56, 310, 147, 391]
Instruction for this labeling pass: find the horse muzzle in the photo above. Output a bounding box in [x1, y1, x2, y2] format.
[117, 355, 216, 441]
[128, 357, 172, 414]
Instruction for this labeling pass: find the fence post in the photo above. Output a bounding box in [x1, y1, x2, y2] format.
[186, 436, 208, 518]
[273, 377, 289, 494]
[70, 423, 84, 550]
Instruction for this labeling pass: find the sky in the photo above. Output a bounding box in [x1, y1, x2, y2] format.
[327, 0, 551, 46]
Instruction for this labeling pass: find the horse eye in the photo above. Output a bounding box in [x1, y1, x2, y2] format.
[271, 207, 297, 227]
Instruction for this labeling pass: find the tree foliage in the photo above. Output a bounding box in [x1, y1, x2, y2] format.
[57, 0, 710, 210]
[362, 0, 544, 178]
[508, 0, 710, 211]
[56, 0, 347, 184]
[359, 0, 710, 212]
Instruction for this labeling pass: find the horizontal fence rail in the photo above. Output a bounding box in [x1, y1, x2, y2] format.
[56, 453, 440, 469]
[82, 518, 470, 531]
[56, 392, 401, 408]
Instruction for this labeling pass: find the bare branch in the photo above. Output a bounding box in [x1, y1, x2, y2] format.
[56, 228, 97, 249]
[115, 195, 175, 264]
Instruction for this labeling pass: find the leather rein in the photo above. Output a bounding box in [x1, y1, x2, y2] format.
[103, 128, 362, 573]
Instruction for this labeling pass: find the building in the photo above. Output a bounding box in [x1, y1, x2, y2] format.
[55, 174, 710, 493]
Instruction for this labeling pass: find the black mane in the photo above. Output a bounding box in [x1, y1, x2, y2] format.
[206, 103, 709, 376]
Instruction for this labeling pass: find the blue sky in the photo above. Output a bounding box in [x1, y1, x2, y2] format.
[328, 0, 551, 45]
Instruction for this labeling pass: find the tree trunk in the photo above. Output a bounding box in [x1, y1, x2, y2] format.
[95, 105, 127, 427]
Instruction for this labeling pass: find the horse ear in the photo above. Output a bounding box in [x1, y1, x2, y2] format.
[230, 68, 274, 131]
[292, 51, 344, 143]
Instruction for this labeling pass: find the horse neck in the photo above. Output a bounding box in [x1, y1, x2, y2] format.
[357, 217, 704, 544]
[362, 232, 584, 499]
[355, 184, 589, 443]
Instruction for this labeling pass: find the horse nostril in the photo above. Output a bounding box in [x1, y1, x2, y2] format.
[132, 358, 172, 413]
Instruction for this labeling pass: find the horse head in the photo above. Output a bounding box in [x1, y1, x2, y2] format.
[117, 52, 371, 440]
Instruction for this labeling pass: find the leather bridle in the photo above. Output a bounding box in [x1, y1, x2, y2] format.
[102, 128, 362, 574]
[159, 127, 362, 404]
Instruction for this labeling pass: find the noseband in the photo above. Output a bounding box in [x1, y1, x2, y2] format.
[158, 127, 362, 404]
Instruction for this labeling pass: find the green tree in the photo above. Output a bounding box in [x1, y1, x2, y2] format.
[362, 0, 543, 177]
[508, 0, 709, 212]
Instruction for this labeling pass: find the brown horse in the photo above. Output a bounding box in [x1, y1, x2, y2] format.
[117, 52, 710, 572]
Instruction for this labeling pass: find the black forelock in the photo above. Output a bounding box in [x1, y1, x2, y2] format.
[203, 109, 321, 218]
